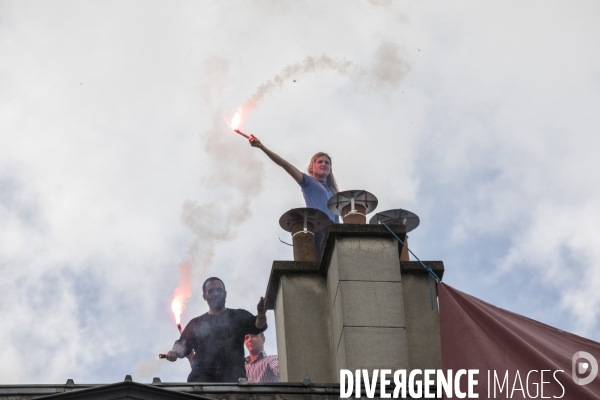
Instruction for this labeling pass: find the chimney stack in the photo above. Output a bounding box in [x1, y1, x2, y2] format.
[266, 195, 444, 383]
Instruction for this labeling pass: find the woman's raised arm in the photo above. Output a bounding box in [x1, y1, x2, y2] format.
[249, 135, 304, 184]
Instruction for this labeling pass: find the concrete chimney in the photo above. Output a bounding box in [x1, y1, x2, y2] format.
[265, 223, 444, 383]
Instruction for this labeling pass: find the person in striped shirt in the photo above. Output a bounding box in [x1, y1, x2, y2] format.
[244, 332, 280, 383]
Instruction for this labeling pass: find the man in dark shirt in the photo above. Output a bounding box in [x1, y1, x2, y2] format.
[166, 277, 267, 382]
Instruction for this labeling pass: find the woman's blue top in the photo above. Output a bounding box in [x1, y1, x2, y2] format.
[298, 173, 339, 223]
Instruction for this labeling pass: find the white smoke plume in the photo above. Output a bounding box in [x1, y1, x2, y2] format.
[134, 359, 162, 380]
[244, 42, 410, 112]
[246, 54, 363, 111]
[181, 114, 266, 268]
[368, 41, 411, 91]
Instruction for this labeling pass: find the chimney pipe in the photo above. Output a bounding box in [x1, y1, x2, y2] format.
[279, 208, 331, 261]
[370, 208, 420, 261]
[327, 190, 378, 224]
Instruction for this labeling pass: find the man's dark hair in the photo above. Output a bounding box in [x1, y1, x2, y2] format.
[202, 277, 226, 294]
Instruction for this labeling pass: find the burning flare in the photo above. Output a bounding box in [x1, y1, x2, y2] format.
[170, 261, 192, 326]
[230, 108, 242, 131]
[171, 294, 187, 326]
[229, 108, 250, 138]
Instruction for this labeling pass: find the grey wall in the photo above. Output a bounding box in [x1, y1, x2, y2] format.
[327, 237, 410, 378]
[275, 274, 335, 382]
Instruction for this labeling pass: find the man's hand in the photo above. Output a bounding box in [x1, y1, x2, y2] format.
[255, 296, 267, 329]
[249, 134, 263, 148]
[166, 342, 186, 362]
[257, 296, 266, 315]
[166, 351, 178, 362]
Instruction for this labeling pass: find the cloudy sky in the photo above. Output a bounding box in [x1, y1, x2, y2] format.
[1, 0, 599, 384]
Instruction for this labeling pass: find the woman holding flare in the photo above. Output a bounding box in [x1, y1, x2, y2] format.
[249, 135, 339, 256]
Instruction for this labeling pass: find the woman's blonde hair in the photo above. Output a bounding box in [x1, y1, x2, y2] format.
[306, 152, 339, 194]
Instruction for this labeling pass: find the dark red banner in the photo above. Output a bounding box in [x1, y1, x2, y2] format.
[438, 282, 600, 399]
